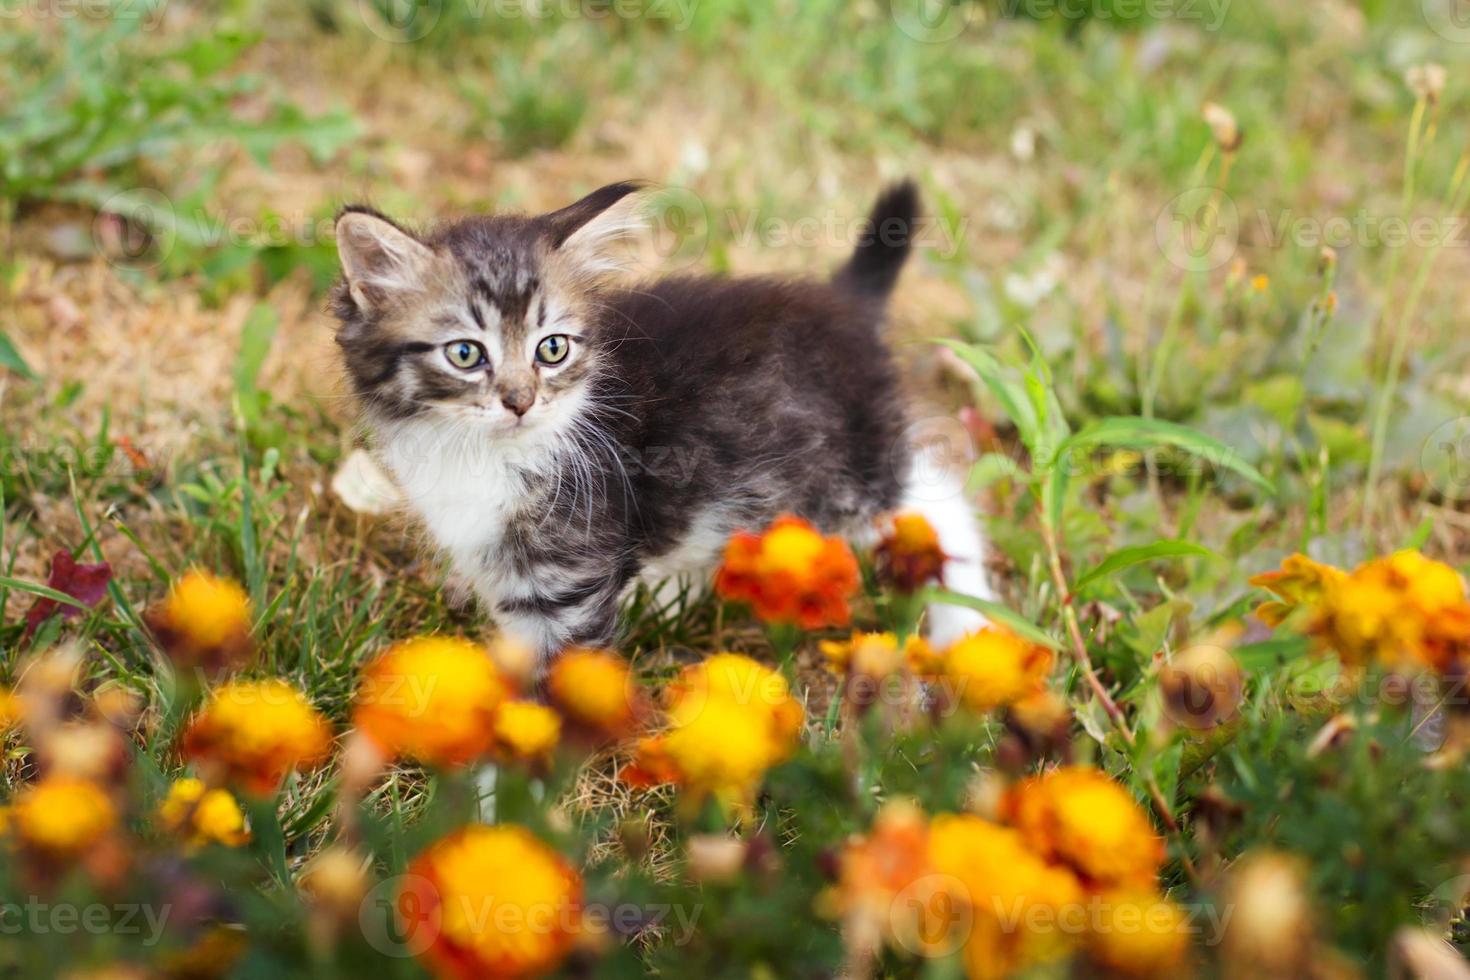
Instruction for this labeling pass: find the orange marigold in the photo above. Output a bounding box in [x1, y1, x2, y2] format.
[1084, 887, 1191, 978]
[928, 813, 1084, 980]
[941, 626, 1053, 712]
[827, 800, 938, 960]
[714, 514, 860, 628]
[406, 824, 584, 980]
[546, 648, 642, 739]
[1248, 554, 1346, 627]
[1313, 550, 1470, 673]
[491, 701, 561, 764]
[1003, 766, 1163, 889]
[353, 636, 510, 768]
[10, 777, 116, 860]
[146, 570, 254, 673]
[182, 679, 331, 796]
[875, 511, 947, 593]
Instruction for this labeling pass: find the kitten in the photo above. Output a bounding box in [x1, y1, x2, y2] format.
[331, 181, 992, 665]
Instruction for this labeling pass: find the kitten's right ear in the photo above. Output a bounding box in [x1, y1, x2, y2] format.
[335, 207, 433, 310]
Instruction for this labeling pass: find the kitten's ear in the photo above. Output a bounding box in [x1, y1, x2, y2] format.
[335, 207, 434, 310]
[543, 181, 647, 265]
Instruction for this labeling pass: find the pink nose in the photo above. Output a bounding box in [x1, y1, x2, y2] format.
[501, 387, 535, 416]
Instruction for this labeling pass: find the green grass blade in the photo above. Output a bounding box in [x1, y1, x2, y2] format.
[1073, 541, 1217, 593]
[919, 587, 1061, 650]
[1059, 416, 1275, 495]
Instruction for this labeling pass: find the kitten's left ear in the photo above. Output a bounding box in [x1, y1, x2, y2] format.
[543, 181, 648, 264]
[335, 207, 435, 311]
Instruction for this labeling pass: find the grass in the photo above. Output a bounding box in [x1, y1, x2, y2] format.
[5, 0, 1470, 975]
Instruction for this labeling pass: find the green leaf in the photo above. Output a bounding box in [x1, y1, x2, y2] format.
[1073, 540, 1217, 592]
[1058, 416, 1275, 495]
[0, 330, 37, 380]
[935, 339, 1041, 454]
[919, 587, 1061, 650]
[0, 575, 90, 610]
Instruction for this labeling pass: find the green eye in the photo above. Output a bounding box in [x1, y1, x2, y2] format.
[445, 340, 487, 370]
[535, 334, 571, 365]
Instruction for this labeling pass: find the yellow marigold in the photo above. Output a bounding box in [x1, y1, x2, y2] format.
[353, 636, 509, 768]
[158, 778, 249, 848]
[0, 686, 21, 732]
[928, 814, 1084, 980]
[147, 570, 253, 672]
[1085, 888, 1190, 977]
[407, 824, 583, 980]
[1004, 766, 1163, 888]
[546, 649, 641, 738]
[1314, 550, 1470, 673]
[876, 511, 947, 593]
[714, 514, 860, 628]
[492, 701, 561, 764]
[1248, 554, 1346, 627]
[11, 777, 116, 859]
[623, 653, 803, 810]
[941, 626, 1053, 712]
[182, 679, 331, 796]
[820, 631, 906, 678]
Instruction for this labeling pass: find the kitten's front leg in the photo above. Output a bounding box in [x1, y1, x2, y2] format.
[489, 571, 623, 670]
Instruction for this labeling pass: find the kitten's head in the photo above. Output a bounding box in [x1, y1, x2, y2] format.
[331, 182, 643, 437]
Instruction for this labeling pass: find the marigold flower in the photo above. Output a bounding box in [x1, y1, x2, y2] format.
[182, 679, 331, 796]
[146, 570, 253, 673]
[1220, 851, 1316, 980]
[1084, 888, 1190, 977]
[158, 778, 249, 848]
[353, 636, 510, 768]
[1248, 554, 1346, 627]
[0, 687, 21, 732]
[406, 824, 583, 980]
[941, 626, 1053, 712]
[876, 511, 947, 593]
[928, 814, 1084, 979]
[1312, 550, 1470, 673]
[828, 800, 935, 960]
[10, 777, 116, 860]
[1003, 766, 1163, 888]
[299, 846, 369, 916]
[623, 653, 803, 811]
[714, 514, 860, 628]
[546, 649, 641, 739]
[820, 631, 906, 678]
[492, 701, 561, 764]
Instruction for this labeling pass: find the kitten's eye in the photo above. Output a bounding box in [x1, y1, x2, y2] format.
[535, 334, 571, 365]
[445, 340, 488, 370]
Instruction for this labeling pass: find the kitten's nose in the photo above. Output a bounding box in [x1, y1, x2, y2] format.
[500, 386, 536, 417]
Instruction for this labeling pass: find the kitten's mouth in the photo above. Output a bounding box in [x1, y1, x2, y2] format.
[434, 404, 533, 434]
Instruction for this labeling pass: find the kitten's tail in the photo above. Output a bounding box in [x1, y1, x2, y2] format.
[834, 180, 920, 300]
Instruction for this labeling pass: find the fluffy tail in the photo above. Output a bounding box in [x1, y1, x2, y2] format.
[834, 180, 919, 299]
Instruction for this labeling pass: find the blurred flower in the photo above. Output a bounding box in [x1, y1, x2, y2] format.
[37, 721, 129, 783]
[407, 824, 584, 980]
[941, 626, 1053, 712]
[10, 777, 116, 861]
[299, 845, 369, 917]
[1002, 691, 1073, 764]
[0, 687, 22, 732]
[623, 654, 803, 812]
[827, 800, 934, 961]
[182, 679, 331, 796]
[492, 700, 561, 765]
[146, 570, 253, 673]
[23, 549, 112, 639]
[715, 514, 860, 628]
[1201, 101, 1242, 152]
[1220, 851, 1316, 980]
[928, 813, 1083, 980]
[1313, 550, 1470, 673]
[875, 511, 947, 593]
[1249, 554, 1346, 627]
[1158, 640, 1244, 730]
[89, 684, 144, 730]
[820, 631, 906, 679]
[1407, 63, 1447, 104]
[546, 648, 642, 739]
[1004, 766, 1163, 888]
[353, 636, 509, 768]
[158, 778, 249, 848]
[686, 834, 749, 883]
[1084, 887, 1190, 977]
[1251, 274, 1269, 293]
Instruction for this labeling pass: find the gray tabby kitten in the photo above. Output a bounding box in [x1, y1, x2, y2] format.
[332, 181, 991, 665]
